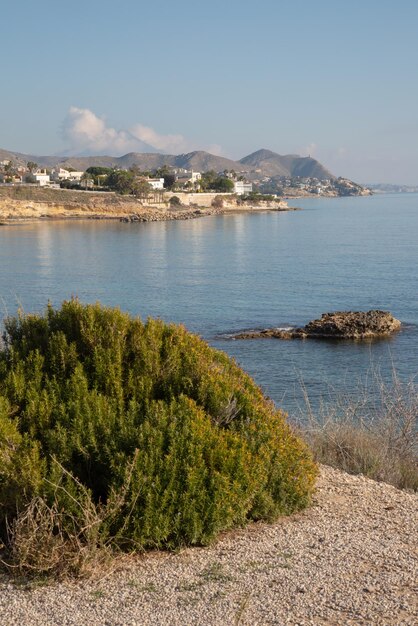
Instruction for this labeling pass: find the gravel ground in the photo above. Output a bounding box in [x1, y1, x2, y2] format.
[1, 465, 417, 625]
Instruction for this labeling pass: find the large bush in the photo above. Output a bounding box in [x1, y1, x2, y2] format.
[0, 300, 317, 572]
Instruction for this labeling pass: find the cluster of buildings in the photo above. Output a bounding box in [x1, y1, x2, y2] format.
[255, 175, 335, 196]
[284, 176, 331, 194]
[145, 170, 252, 194]
[255, 174, 369, 197]
[0, 162, 85, 187]
[0, 161, 254, 195]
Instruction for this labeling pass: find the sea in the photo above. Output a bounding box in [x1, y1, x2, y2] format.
[1, 193, 417, 421]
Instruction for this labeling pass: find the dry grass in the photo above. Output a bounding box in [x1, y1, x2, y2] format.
[2, 457, 140, 580]
[298, 368, 418, 491]
[4, 496, 111, 579]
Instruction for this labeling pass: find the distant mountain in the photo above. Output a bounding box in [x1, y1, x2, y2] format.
[174, 151, 243, 172]
[0, 148, 243, 173]
[0, 146, 334, 180]
[239, 149, 334, 180]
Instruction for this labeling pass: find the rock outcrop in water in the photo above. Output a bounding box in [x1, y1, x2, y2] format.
[231, 311, 401, 341]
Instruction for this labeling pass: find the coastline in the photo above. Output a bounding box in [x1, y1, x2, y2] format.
[0, 185, 373, 225]
[0, 187, 299, 224]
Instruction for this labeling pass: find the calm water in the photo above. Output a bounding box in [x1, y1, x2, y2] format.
[1, 194, 417, 417]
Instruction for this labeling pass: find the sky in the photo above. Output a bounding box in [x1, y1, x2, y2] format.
[1, 0, 418, 184]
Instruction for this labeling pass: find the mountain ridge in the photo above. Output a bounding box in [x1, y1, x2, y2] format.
[0, 146, 334, 181]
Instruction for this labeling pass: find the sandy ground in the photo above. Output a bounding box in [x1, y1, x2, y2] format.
[0, 465, 416, 625]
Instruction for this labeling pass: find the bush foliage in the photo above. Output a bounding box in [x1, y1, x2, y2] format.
[0, 300, 317, 571]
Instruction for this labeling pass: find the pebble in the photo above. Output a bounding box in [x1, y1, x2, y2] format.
[0, 465, 416, 625]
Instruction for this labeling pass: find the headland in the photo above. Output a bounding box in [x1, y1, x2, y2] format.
[0, 186, 296, 223]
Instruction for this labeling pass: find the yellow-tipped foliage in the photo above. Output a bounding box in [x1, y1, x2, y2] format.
[0, 299, 317, 561]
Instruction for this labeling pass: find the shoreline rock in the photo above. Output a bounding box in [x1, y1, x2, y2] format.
[231, 310, 402, 341]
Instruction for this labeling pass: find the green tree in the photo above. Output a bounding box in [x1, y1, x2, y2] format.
[85, 167, 114, 186]
[3, 160, 16, 182]
[199, 170, 217, 191]
[132, 179, 151, 200]
[213, 177, 234, 192]
[201, 172, 234, 193]
[129, 164, 141, 176]
[81, 172, 94, 189]
[155, 166, 176, 190]
[155, 165, 172, 178]
[26, 161, 38, 173]
[86, 166, 113, 177]
[163, 173, 176, 189]
[106, 170, 135, 194]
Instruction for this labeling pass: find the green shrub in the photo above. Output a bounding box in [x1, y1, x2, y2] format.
[0, 300, 317, 573]
[169, 195, 182, 207]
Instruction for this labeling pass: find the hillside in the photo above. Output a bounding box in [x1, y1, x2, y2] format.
[174, 150, 242, 172]
[240, 149, 334, 180]
[0, 146, 335, 180]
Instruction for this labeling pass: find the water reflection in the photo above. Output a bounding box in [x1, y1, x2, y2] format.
[1, 195, 417, 414]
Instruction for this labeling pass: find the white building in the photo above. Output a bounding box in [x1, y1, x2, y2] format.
[233, 181, 253, 195]
[51, 168, 84, 182]
[33, 169, 51, 186]
[190, 171, 201, 183]
[148, 177, 165, 190]
[175, 171, 201, 190]
[54, 168, 72, 181]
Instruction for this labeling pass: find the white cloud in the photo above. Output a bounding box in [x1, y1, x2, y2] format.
[61, 106, 220, 156]
[300, 142, 317, 157]
[206, 144, 223, 156]
[130, 124, 189, 153]
[62, 107, 138, 154]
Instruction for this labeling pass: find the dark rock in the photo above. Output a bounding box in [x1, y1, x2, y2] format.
[231, 311, 401, 341]
[301, 310, 401, 339]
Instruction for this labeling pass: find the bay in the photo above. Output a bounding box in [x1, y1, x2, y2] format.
[1, 193, 417, 417]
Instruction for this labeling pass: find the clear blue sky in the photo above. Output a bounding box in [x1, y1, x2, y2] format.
[2, 0, 418, 183]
